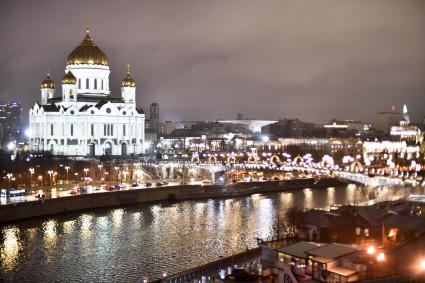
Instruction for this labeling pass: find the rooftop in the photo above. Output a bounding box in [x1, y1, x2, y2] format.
[278, 241, 322, 259]
[307, 243, 360, 259]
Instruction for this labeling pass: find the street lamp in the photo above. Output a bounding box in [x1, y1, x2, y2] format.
[123, 170, 128, 184]
[47, 170, 53, 188]
[97, 164, 103, 182]
[74, 172, 78, 186]
[29, 168, 34, 188]
[114, 166, 119, 183]
[6, 173, 13, 189]
[64, 166, 70, 184]
[84, 168, 89, 177]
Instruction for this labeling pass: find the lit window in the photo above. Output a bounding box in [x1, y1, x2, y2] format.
[355, 227, 361, 235]
[364, 228, 369, 237]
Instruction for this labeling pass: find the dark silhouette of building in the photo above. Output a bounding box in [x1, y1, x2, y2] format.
[0, 100, 22, 147]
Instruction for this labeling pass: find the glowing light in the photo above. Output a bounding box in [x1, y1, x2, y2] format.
[7, 142, 16, 151]
[377, 252, 385, 262]
[25, 129, 32, 137]
[367, 245, 375, 255]
[420, 259, 425, 270]
[388, 229, 396, 238]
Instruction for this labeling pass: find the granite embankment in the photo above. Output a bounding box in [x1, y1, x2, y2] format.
[0, 177, 346, 224]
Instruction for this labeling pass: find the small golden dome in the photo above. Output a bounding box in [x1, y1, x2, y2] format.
[41, 73, 55, 89]
[67, 28, 108, 66]
[121, 64, 136, 87]
[62, 71, 77, 84]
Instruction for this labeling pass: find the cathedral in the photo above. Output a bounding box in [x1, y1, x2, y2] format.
[29, 28, 145, 156]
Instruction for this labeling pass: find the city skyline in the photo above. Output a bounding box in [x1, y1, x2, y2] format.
[0, 0, 424, 123]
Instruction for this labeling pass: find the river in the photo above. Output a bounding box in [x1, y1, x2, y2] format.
[1, 184, 424, 282]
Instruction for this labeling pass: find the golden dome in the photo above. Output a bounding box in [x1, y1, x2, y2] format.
[62, 71, 77, 84]
[121, 64, 136, 87]
[67, 28, 108, 66]
[41, 73, 55, 89]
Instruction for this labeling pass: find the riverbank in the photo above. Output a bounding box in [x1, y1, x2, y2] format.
[0, 177, 346, 224]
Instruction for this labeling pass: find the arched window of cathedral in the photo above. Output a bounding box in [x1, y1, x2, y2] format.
[86, 78, 89, 89]
[122, 111, 126, 115]
[104, 124, 106, 136]
[91, 110, 95, 115]
[94, 79, 97, 89]
[50, 124, 54, 136]
[69, 90, 74, 99]
[101, 79, 104, 90]
[91, 124, 94, 136]
[111, 125, 114, 136]
[70, 110, 74, 115]
[71, 124, 74, 136]
[106, 108, 111, 114]
[123, 125, 126, 136]
[78, 79, 81, 89]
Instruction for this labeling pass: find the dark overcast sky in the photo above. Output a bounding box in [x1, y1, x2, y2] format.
[0, 0, 424, 123]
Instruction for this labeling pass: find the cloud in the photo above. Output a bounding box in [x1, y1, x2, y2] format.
[0, 0, 424, 123]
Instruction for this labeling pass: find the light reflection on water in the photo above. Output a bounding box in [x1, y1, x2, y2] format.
[0, 184, 424, 282]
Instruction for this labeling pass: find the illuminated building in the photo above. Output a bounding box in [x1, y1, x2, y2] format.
[376, 105, 410, 134]
[218, 119, 277, 133]
[363, 140, 419, 162]
[28, 28, 145, 156]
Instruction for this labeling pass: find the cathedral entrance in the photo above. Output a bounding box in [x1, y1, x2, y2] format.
[121, 143, 127, 155]
[89, 144, 95, 156]
[104, 142, 112, 155]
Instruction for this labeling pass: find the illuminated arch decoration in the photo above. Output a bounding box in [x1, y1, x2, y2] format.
[270, 154, 281, 164]
[350, 160, 363, 170]
[227, 155, 236, 163]
[208, 156, 218, 163]
[293, 155, 303, 164]
[191, 156, 200, 163]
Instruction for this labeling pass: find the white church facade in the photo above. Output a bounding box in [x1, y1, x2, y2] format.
[29, 28, 145, 156]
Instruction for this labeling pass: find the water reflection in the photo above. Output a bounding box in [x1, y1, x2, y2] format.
[303, 188, 313, 208]
[0, 227, 20, 272]
[0, 184, 424, 282]
[326, 187, 335, 208]
[43, 220, 57, 248]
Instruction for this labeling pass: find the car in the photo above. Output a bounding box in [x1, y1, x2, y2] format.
[115, 184, 126, 190]
[162, 181, 169, 185]
[201, 179, 212, 184]
[155, 182, 163, 186]
[36, 193, 46, 199]
[145, 182, 152, 187]
[69, 190, 77, 195]
[131, 183, 139, 188]
[105, 186, 115, 191]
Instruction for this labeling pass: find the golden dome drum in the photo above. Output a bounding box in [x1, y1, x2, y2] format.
[121, 64, 136, 87]
[122, 73, 136, 87]
[41, 73, 55, 89]
[62, 71, 77, 84]
[67, 30, 108, 66]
